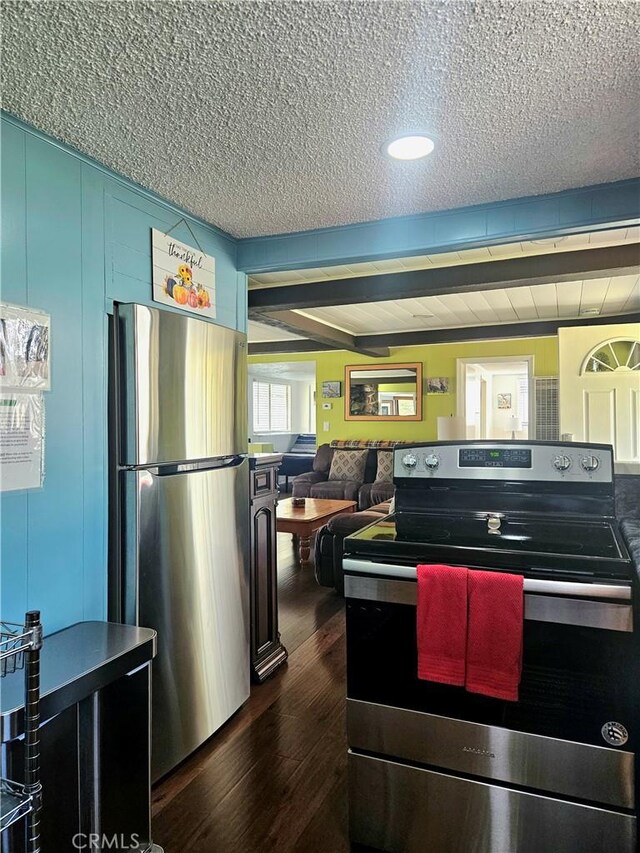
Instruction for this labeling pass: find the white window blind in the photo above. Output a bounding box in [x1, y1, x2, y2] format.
[252, 381, 291, 432]
[517, 376, 529, 431]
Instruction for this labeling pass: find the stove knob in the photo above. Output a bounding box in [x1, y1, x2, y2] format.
[401, 453, 418, 470]
[581, 455, 600, 473]
[425, 453, 440, 470]
[553, 454, 572, 472]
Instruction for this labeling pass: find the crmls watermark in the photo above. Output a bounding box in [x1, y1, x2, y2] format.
[72, 834, 141, 850]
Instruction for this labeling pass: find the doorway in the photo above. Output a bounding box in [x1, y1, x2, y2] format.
[456, 356, 534, 440]
[247, 361, 317, 452]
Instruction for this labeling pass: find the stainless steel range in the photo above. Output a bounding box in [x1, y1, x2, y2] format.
[344, 441, 637, 853]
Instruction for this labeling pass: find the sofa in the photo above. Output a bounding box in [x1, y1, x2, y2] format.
[291, 440, 405, 509]
[314, 499, 392, 595]
[615, 474, 640, 520]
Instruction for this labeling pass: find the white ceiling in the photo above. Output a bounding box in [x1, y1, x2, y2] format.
[298, 274, 640, 336]
[469, 361, 530, 375]
[3, 1, 639, 238]
[247, 320, 304, 343]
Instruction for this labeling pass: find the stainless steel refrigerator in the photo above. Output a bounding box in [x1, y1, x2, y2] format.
[112, 302, 249, 781]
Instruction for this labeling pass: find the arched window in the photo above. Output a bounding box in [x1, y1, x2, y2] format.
[581, 338, 640, 374]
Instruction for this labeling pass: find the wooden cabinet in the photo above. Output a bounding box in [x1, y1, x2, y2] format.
[249, 454, 288, 683]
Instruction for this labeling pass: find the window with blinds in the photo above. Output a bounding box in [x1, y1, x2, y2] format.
[517, 376, 529, 432]
[252, 381, 291, 432]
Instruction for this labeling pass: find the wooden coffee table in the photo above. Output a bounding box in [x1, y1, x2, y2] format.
[276, 498, 357, 565]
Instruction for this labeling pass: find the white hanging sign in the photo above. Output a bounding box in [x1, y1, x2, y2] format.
[151, 228, 216, 318]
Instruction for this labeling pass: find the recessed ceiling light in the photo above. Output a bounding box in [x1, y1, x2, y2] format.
[580, 307, 601, 316]
[412, 313, 435, 319]
[386, 135, 435, 161]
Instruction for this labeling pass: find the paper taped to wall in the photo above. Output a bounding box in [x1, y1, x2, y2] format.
[0, 302, 51, 391]
[0, 393, 45, 491]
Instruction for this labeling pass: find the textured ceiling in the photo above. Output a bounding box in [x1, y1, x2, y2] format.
[3, 1, 639, 238]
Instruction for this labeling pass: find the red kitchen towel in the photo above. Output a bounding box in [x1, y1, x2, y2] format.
[466, 569, 524, 701]
[417, 564, 468, 686]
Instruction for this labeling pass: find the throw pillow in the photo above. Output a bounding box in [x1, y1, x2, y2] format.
[329, 449, 368, 482]
[376, 450, 394, 483]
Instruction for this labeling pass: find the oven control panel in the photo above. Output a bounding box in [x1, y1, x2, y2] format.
[394, 442, 613, 483]
[459, 447, 532, 469]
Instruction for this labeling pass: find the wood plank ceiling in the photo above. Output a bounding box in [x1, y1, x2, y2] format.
[298, 275, 639, 334]
[248, 229, 640, 354]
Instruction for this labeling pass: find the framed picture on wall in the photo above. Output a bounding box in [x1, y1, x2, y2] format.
[322, 381, 341, 398]
[426, 377, 449, 394]
[497, 393, 512, 409]
[395, 396, 416, 416]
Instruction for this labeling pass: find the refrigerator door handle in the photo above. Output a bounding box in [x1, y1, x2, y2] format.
[124, 455, 247, 476]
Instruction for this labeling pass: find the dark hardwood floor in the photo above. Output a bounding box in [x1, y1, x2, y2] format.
[151, 532, 350, 853]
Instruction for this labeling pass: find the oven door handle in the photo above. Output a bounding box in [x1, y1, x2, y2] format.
[342, 559, 631, 600]
[343, 566, 633, 631]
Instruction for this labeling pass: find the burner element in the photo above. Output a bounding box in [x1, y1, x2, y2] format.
[417, 528, 451, 543]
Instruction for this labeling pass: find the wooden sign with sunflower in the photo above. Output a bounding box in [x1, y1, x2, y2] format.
[151, 228, 216, 318]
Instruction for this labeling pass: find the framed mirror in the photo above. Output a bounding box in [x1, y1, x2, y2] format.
[345, 362, 423, 421]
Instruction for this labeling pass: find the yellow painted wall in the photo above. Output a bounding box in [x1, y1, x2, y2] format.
[249, 337, 559, 443]
[377, 383, 414, 392]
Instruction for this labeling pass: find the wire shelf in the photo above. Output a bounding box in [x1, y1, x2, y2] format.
[0, 611, 42, 852]
[0, 621, 36, 676]
[1, 619, 42, 677]
[0, 778, 33, 833]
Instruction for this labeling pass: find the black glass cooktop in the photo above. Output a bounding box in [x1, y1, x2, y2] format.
[344, 513, 631, 579]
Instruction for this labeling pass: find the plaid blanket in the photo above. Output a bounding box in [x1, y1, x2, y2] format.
[329, 439, 409, 449]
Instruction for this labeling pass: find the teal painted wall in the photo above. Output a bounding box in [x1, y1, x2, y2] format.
[0, 115, 246, 633]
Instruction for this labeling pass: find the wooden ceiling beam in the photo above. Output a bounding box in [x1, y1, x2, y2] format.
[247, 243, 640, 312]
[250, 309, 390, 358]
[248, 340, 336, 355]
[248, 312, 640, 355]
[356, 312, 640, 348]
